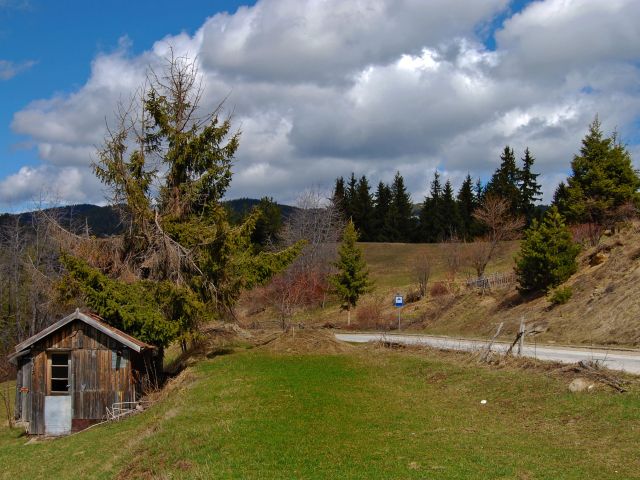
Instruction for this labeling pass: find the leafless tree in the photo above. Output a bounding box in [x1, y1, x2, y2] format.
[0, 357, 14, 428]
[412, 255, 431, 298]
[441, 236, 465, 284]
[470, 195, 524, 278]
[259, 190, 345, 329]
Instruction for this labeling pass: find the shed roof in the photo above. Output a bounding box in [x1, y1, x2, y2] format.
[11, 309, 155, 360]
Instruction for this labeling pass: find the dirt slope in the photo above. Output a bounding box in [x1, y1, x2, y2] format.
[412, 224, 640, 347]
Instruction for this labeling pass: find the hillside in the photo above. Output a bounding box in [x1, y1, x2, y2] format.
[241, 223, 640, 348]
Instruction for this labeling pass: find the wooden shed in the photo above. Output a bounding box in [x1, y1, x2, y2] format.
[9, 308, 157, 435]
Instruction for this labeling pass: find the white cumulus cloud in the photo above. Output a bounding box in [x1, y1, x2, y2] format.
[4, 0, 640, 208]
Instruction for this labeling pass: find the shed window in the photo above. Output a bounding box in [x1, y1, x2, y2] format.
[112, 349, 128, 370]
[50, 353, 70, 394]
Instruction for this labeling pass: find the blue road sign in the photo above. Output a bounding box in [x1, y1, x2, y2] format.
[394, 295, 403, 307]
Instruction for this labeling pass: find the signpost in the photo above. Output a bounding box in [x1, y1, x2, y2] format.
[394, 293, 403, 331]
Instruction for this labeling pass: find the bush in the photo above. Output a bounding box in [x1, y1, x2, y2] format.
[515, 207, 581, 294]
[429, 281, 449, 297]
[354, 296, 395, 330]
[404, 288, 423, 304]
[549, 286, 573, 305]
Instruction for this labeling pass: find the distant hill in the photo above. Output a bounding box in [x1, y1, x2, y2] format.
[0, 204, 123, 237]
[224, 198, 298, 220]
[0, 199, 297, 237]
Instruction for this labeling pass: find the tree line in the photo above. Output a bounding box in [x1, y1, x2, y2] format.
[332, 145, 542, 243]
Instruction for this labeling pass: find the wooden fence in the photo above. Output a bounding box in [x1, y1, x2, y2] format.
[466, 271, 515, 290]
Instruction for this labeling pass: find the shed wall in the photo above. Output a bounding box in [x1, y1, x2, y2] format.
[23, 320, 152, 435]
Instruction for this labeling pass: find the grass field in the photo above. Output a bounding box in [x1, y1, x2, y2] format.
[360, 241, 520, 291]
[2, 346, 639, 479]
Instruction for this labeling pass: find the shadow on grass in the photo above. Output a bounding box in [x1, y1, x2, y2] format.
[205, 347, 235, 359]
[494, 290, 545, 310]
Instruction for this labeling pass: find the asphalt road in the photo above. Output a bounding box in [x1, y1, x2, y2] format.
[335, 332, 640, 375]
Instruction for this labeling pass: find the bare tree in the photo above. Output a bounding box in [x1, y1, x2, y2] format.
[441, 236, 465, 284]
[259, 190, 344, 329]
[412, 255, 431, 298]
[471, 196, 524, 278]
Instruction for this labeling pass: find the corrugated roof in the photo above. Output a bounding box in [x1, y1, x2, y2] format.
[12, 308, 155, 356]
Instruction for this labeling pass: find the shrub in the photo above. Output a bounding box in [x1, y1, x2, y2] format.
[429, 281, 449, 297]
[549, 286, 573, 305]
[570, 223, 603, 247]
[515, 207, 581, 294]
[404, 288, 422, 304]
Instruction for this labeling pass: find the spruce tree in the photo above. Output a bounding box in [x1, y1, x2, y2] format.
[251, 197, 283, 247]
[442, 179, 462, 239]
[485, 146, 521, 216]
[474, 178, 484, 202]
[457, 173, 477, 240]
[419, 172, 442, 242]
[515, 207, 581, 294]
[373, 181, 393, 242]
[332, 177, 346, 216]
[344, 172, 358, 221]
[62, 55, 303, 349]
[390, 171, 415, 242]
[519, 148, 542, 225]
[351, 175, 374, 241]
[331, 220, 372, 325]
[554, 117, 640, 225]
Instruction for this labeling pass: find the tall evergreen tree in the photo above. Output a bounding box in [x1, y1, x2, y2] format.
[251, 197, 283, 248]
[419, 171, 446, 242]
[331, 220, 372, 325]
[344, 172, 358, 221]
[332, 177, 346, 215]
[390, 171, 415, 242]
[351, 175, 374, 241]
[62, 56, 302, 349]
[474, 178, 484, 202]
[485, 146, 521, 215]
[457, 173, 477, 240]
[554, 117, 640, 224]
[519, 148, 542, 225]
[373, 181, 393, 242]
[441, 179, 462, 239]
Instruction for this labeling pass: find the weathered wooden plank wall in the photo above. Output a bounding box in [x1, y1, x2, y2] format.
[23, 319, 151, 434]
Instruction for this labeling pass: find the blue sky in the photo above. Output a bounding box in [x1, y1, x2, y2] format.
[1, 0, 639, 212]
[0, 0, 253, 181]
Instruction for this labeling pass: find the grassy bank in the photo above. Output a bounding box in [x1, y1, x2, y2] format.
[1, 348, 639, 479]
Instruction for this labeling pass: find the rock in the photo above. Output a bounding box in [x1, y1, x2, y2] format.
[568, 378, 595, 393]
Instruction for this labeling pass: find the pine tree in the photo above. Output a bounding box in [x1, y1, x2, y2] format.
[485, 146, 521, 216]
[390, 171, 415, 242]
[420, 171, 444, 242]
[474, 178, 484, 202]
[251, 197, 283, 248]
[515, 206, 581, 294]
[457, 173, 477, 240]
[554, 117, 640, 225]
[351, 175, 374, 241]
[519, 148, 542, 225]
[373, 181, 393, 242]
[331, 220, 372, 325]
[332, 177, 346, 216]
[345, 172, 358, 221]
[441, 180, 462, 239]
[62, 55, 303, 349]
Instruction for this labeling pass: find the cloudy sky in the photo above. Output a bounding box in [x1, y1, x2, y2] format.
[1, 0, 639, 212]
